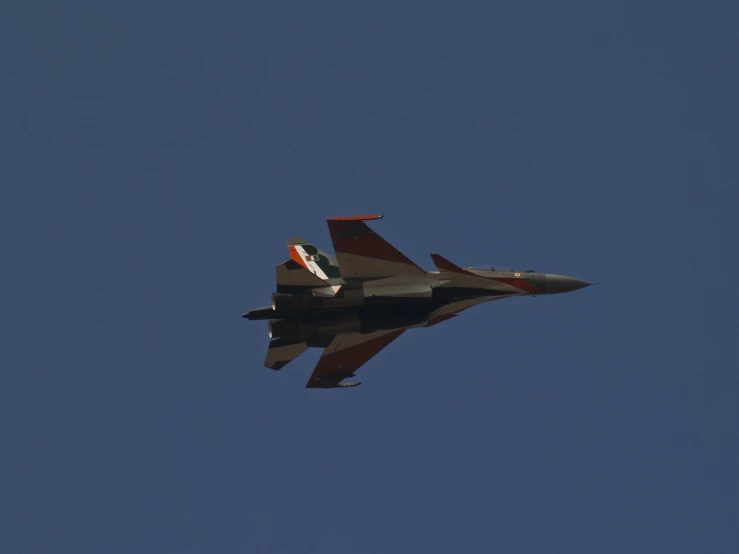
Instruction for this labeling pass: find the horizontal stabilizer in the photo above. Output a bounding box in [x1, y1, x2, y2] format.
[311, 285, 343, 297]
[264, 337, 309, 370]
[276, 260, 328, 292]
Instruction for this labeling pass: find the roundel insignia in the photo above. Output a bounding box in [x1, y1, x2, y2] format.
[514, 272, 521, 277]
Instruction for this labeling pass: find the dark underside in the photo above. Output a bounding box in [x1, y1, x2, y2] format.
[246, 287, 512, 321]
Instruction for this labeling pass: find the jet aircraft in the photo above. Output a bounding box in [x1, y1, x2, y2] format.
[244, 215, 590, 388]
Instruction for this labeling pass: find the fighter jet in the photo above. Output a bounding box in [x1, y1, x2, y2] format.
[244, 215, 590, 388]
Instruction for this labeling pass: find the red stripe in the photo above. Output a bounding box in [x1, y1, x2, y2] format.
[430, 254, 468, 274]
[489, 277, 542, 294]
[427, 313, 457, 326]
[328, 220, 422, 269]
[431, 254, 543, 294]
[308, 330, 405, 386]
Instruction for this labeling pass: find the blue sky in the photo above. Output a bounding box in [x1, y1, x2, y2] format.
[2, 2, 737, 553]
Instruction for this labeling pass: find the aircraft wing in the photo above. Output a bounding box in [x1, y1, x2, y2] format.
[305, 329, 405, 388]
[327, 215, 424, 279]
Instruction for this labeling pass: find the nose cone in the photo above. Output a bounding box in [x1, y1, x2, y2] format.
[545, 274, 590, 294]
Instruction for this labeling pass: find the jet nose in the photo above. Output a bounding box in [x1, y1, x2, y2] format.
[545, 275, 590, 294]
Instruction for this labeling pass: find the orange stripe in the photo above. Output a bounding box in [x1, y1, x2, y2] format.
[288, 246, 309, 270]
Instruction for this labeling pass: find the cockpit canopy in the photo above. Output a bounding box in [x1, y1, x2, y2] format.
[466, 265, 510, 272]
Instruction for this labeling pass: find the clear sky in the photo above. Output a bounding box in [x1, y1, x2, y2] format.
[2, 2, 737, 553]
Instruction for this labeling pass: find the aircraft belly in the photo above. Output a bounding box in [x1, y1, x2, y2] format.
[362, 281, 433, 299]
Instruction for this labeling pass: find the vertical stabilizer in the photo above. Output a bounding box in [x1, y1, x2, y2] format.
[286, 237, 342, 281]
[276, 237, 342, 292]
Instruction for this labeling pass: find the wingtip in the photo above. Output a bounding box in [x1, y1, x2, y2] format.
[328, 214, 383, 221]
